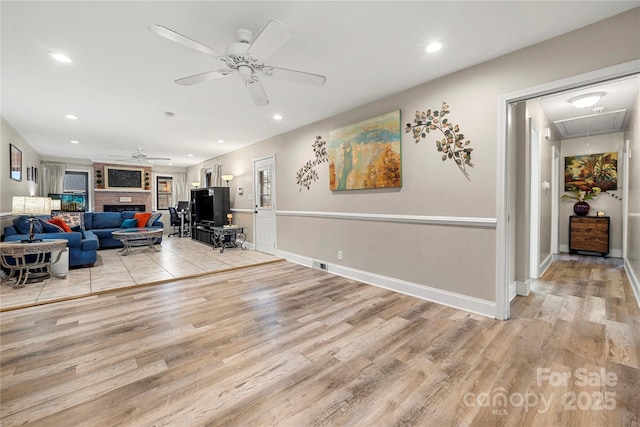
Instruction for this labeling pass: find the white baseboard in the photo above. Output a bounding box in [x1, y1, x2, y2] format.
[516, 280, 530, 296]
[276, 250, 495, 318]
[539, 254, 553, 277]
[624, 258, 640, 309]
[559, 244, 621, 258]
[509, 282, 517, 301]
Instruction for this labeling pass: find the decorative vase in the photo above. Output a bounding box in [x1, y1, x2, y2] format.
[573, 201, 590, 216]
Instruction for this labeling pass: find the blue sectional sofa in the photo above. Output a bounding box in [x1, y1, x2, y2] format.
[3, 211, 163, 268]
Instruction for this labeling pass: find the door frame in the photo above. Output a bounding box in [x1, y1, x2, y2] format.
[496, 60, 639, 320]
[253, 154, 277, 254]
[529, 124, 541, 279]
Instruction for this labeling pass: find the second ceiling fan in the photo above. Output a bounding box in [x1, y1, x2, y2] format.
[149, 20, 326, 106]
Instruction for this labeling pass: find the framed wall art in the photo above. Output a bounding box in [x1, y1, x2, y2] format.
[9, 144, 22, 182]
[328, 110, 401, 191]
[564, 152, 618, 191]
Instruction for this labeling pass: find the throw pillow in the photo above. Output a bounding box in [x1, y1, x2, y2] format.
[52, 212, 84, 229]
[146, 212, 162, 227]
[71, 225, 87, 239]
[40, 218, 64, 233]
[48, 217, 72, 232]
[134, 212, 152, 228]
[121, 218, 138, 228]
[13, 216, 43, 234]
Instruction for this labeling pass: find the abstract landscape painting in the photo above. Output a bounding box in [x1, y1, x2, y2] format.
[564, 152, 618, 191]
[328, 110, 401, 191]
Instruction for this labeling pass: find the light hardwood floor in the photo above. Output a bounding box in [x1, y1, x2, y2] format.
[1, 254, 638, 426]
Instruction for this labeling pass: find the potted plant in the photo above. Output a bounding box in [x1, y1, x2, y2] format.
[561, 185, 601, 216]
[96, 169, 104, 189]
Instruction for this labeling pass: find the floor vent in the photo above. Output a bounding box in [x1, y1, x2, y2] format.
[312, 261, 328, 271]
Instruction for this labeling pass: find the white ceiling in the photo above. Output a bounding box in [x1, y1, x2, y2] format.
[539, 76, 639, 140]
[2, 1, 638, 167]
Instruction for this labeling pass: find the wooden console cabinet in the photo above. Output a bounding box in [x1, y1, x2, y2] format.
[569, 216, 610, 256]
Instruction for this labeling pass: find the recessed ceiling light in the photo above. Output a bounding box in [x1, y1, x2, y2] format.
[425, 41, 442, 53]
[49, 52, 72, 63]
[217, 139, 225, 143]
[70, 140, 79, 144]
[569, 92, 605, 108]
[187, 153, 194, 157]
[65, 114, 78, 120]
[273, 114, 283, 120]
[168, 162, 173, 165]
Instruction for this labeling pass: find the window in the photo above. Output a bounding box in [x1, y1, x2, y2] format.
[63, 171, 89, 209]
[157, 176, 173, 210]
[258, 169, 272, 208]
[64, 171, 87, 193]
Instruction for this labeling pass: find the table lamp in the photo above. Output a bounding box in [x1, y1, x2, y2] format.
[227, 213, 233, 226]
[51, 199, 62, 212]
[12, 196, 52, 242]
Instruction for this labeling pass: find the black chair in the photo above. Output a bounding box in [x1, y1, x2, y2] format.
[168, 207, 181, 237]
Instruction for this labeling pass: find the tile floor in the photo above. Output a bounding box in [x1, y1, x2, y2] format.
[0, 237, 280, 310]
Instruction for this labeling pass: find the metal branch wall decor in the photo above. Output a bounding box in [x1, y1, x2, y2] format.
[296, 136, 328, 191]
[405, 102, 474, 180]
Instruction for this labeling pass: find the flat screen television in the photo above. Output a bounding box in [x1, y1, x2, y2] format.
[49, 193, 87, 212]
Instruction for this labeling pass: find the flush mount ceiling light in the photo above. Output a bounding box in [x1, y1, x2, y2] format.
[65, 114, 77, 120]
[569, 92, 605, 108]
[217, 139, 225, 143]
[187, 153, 194, 157]
[425, 41, 442, 53]
[70, 140, 79, 144]
[273, 114, 283, 120]
[49, 52, 72, 63]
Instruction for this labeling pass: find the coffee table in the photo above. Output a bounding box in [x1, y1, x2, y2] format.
[111, 228, 163, 256]
[0, 239, 68, 288]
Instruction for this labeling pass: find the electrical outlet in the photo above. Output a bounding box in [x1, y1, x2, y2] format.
[338, 250, 343, 260]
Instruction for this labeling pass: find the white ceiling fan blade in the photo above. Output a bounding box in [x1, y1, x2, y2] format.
[245, 79, 269, 106]
[146, 157, 171, 161]
[246, 20, 292, 61]
[260, 66, 326, 87]
[175, 69, 234, 86]
[149, 25, 228, 60]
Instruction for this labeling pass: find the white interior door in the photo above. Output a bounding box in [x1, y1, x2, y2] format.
[254, 156, 276, 255]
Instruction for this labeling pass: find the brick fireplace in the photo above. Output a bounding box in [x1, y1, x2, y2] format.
[94, 191, 151, 212]
[93, 162, 152, 212]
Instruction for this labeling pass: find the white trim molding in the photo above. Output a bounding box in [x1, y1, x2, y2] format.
[624, 259, 640, 309]
[277, 210, 497, 228]
[277, 249, 496, 318]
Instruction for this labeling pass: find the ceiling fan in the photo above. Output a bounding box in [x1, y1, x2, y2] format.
[149, 20, 326, 106]
[108, 148, 170, 163]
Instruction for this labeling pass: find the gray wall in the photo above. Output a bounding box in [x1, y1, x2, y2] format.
[1, 117, 42, 231]
[188, 9, 640, 303]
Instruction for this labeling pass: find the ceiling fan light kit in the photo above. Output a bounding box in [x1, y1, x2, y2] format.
[149, 20, 326, 106]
